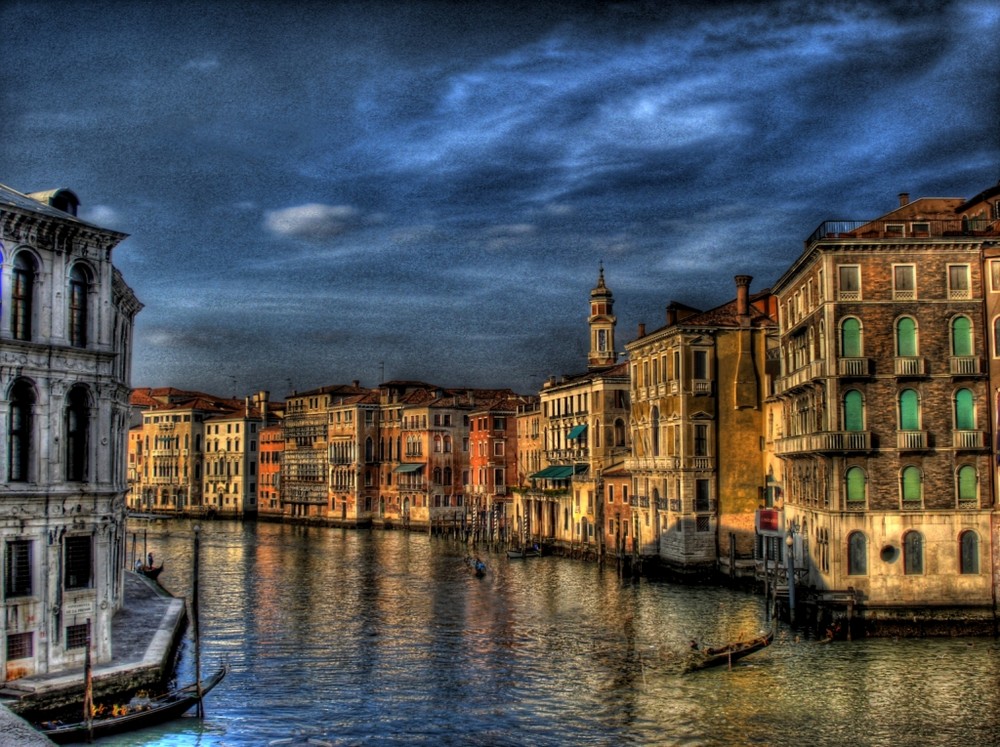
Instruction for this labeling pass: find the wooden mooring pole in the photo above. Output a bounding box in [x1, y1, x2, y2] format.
[193, 524, 203, 717]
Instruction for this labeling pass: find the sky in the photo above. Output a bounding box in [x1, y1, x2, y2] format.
[3, 1, 998, 399]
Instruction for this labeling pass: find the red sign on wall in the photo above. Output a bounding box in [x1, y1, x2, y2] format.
[756, 508, 784, 536]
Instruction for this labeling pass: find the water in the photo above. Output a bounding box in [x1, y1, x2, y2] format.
[103, 520, 1000, 747]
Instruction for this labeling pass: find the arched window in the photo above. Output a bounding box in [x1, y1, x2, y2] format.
[433, 467, 442, 484]
[847, 532, 867, 575]
[66, 386, 90, 482]
[12, 253, 36, 341]
[68, 264, 90, 347]
[843, 390, 864, 431]
[901, 466, 922, 503]
[614, 418, 626, 448]
[960, 531, 979, 574]
[954, 388, 975, 430]
[443, 466, 452, 485]
[951, 316, 972, 357]
[903, 531, 923, 574]
[650, 407, 660, 456]
[840, 318, 862, 358]
[957, 465, 977, 503]
[8, 379, 35, 482]
[364, 437, 374, 462]
[898, 389, 920, 430]
[818, 321, 826, 359]
[993, 318, 1000, 358]
[895, 317, 917, 357]
[845, 466, 866, 503]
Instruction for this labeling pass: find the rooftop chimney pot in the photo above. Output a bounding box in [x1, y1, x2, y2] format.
[899, 192, 909, 207]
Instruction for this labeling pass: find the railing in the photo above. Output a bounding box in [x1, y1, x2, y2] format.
[777, 359, 827, 391]
[693, 380, 712, 395]
[950, 356, 982, 375]
[775, 431, 871, 454]
[954, 430, 986, 449]
[839, 357, 872, 377]
[669, 498, 681, 512]
[901, 499, 923, 511]
[897, 431, 927, 450]
[806, 218, 1000, 244]
[894, 357, 926, 376]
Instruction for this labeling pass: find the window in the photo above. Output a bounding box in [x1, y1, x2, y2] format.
[843, 390, 864, 431]
[8, 379, 35, 482]
[899, 389, 920, 431]
[957, 465, 977, 502]
[5, 539, 32, 597]
[66, 386, 90, 481]
[68, 264, 90, 347]
[694, 479, 710, 512]
[948, 265, 971, 299]
[66, 623, 89, 650]
[607, 485, 614, 503]
[65, 535, 93, 589]
[6, 632, 33, 660]
[954, 389, 975, 430]
[904, 531, 923, 574]
[960, 531, 979, 574]
[650, 407, 659, 456]
[893, 265, 915, 300]
[847, 532, 867, 575]
[845, 467, 866, 503]
[901, 466, 922, 503]
[895, 317, 917, 357]
[951, 316, 972, 357]
[693, 350, 708, 380]
[990, 260, 1000, 293]
[840, 318, 862, 358]
[838, 266, 861, 300]
[12, 253, 36, 340]
[694, 424, 708, 456]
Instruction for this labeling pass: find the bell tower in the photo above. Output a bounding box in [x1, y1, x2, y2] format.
[588, 263, 617, 369]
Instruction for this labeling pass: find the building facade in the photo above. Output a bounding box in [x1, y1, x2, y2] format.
[1, 185, 140, 682]
[773, 190, 999, 628]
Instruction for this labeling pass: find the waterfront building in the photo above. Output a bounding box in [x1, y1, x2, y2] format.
[258, 424, 283, 516]
[626, 277, 777, 576]
[521, 267, 631, 556]
[0, 185, 141, 682]
[469, 396, 525, 541]
[772, 188, 999, 629]
[202, 396, 272, 517]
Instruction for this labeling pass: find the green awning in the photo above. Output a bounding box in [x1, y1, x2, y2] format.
[394, 463, 424, 473]
[531, 465, 575, 480]
[567, 424, 588, 440]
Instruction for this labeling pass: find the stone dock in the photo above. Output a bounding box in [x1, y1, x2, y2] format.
[0, 571, 187, 741]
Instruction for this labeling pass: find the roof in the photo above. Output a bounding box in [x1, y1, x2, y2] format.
[0, 182, 125, 236]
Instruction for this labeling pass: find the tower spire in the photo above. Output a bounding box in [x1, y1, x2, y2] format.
[588, 263, 617, 369]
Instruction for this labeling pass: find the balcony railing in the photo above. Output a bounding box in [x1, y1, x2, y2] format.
[897, 430, 928, 450]
[838, 357, 872, 377]
[776, 359, 826, 392]
[954, 430, 986, 449]
[775, 431, 871, 455]
[950, 356, 982, 375]
[894, 357, 926, 376]
[806, 218, 1000, 244]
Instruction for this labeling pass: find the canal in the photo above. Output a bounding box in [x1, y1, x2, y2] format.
[107, 519, 1000, 746]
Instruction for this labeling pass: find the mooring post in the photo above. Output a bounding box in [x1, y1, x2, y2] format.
[193, 524, 203, 717]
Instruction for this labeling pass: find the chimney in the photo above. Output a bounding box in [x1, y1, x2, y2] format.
[637, 322, 646, 338]
[352, 380, 360, 388]
[667, 305, 677, 326]
[899, 192, 909, 207]
[735, 275, 752, 317]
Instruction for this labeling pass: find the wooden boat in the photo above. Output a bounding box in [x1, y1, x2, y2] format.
[140, 563, 164, 581]
[465, 557, 487, 577]
[685, 630, 773, 672]
[38, 665, 228, 744]
[506, 545, 541, 559]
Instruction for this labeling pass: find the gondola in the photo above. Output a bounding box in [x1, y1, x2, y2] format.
[139, 563, 164, 581]
[506, 545, 541, 559]
[37, 665, 228, 744]
[685, 630, 773, 672]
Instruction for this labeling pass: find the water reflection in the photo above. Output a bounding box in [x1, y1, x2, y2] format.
[98, 520, 1000, 747]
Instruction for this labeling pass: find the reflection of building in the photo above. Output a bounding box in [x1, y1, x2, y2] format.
[0, 185, 140, 683]
[626, 277, 777, 576]
[774, 189, 999, 628]
[519, 267, 630, 556]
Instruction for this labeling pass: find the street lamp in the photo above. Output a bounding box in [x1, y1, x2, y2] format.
[785, 529, 796, 626]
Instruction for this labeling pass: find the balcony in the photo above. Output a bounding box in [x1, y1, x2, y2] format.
[950, 356, 982, 376]
[776, 359, 826, 392]
[775, 431, 871, 455]
[897, 431, 928, 450]
[953, 429, 986, 450]
[806, 218, 1000, 244]
[894, 357, 926, 377]
[693, 380, 712, 395]
[838, 357, 872, 377]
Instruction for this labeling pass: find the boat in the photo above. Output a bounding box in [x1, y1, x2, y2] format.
[685, 630, 773, 672]
[139, 563, 164, 581]
[506, 544, 541, 559]
[37, 665, 229, 744]
[465, 557, 487, 577]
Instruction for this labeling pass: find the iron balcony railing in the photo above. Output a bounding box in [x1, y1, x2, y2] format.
[806, 218, 1000, 245]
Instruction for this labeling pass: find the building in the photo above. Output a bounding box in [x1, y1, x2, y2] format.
[469, 396, 524, 541]
[772, 189, 999, 630]
[519, 267, 631, 556]
[0, 185, 140, 682]
[258, 424, 284, 517]
[202, 395, 271, 517]
[626, 277, 777, 577]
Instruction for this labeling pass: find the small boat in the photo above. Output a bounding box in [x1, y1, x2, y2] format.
[139, 563, 164, 581]
[465, 557, 487, 577]
[38, 665, 228, 744]
[685, 630, 773, 672]
[506, 544, 541, 559]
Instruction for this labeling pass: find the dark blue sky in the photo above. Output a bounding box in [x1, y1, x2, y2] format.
[3, 1, 998, 398]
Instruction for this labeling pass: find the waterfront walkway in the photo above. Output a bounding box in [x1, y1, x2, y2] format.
[0, 571, 187, 739]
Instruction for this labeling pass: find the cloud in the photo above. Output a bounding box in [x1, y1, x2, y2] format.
[264, 203, 362, 240]
[81, 204, 122, 228]
[183, 56, 220, 72]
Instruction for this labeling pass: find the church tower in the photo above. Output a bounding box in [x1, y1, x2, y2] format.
[588, 263, 617, 369]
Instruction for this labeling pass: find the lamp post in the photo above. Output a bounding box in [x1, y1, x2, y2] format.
[785, 529, 796, 626]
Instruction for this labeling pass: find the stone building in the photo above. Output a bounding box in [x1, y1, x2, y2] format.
[469, 396, 524, 541]
[772, 189, 999, 630]
[202, 395, 272, 517]
[258, 423, 284, 517]
[626, 277, 777, 576]
[0, 185, 140, 683]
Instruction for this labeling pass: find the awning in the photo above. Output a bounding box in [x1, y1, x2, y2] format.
[530, 465, 575, 480]
[394, 463, 424, 473]
[567, 424, 588, 440]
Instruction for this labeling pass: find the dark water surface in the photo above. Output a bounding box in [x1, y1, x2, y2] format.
[102, 519, 1000, 746]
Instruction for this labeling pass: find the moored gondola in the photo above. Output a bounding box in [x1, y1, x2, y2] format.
[685, 630, 773, 672]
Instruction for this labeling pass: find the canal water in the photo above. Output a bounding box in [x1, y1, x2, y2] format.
[104, 519, 1000, 747]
